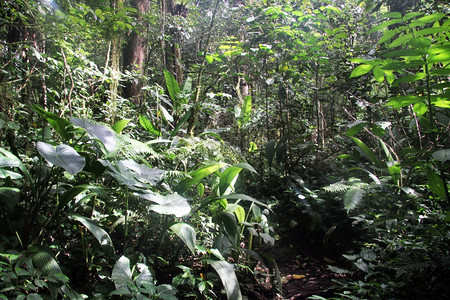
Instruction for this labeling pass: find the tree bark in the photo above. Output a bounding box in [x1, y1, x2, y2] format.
[123, 0, 150, 106]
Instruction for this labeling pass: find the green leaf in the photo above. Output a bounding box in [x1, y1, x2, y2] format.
[368, 19, 403, 34]
[386, 95, 422, 108]
[112, 119, 131, 133]
[112, 256, 133, 291]
[382, 49, 423, 58]
[164, 69, 180, 102]
[37, 142, 86, 175]
[170, 223, 196, 255]
[428, 52, 450, 63]
[411, 13, 445, 27]
[219, 166, 242, 196]
[389, 33, 413, 48]
[378, 29, 397, 44]
[0, 187, 20, 210]
[71, 215, 115, 256]
[427, 169, 446, 199]
[432, 149, 450, 162]
[159, 104, 174, 123]
[31, 248, 63, 277]
[373, 66, 385, 83]
[198, 130, 223, 141]
[32, 105, 71, 140]
[350, 64, 375, 78]
[351, 137, 383, 168]
[139, 114, 161, 136]
[408, 37, 432, 51]
[59, 184, 105, 210]
[177, 163, 227, 193]
[204, 259, 242, 300]
[71, 118, 117, 152]
[171, 108, 193, 136]
[237, 96, 252, 127]
[346, 121, 367, 137]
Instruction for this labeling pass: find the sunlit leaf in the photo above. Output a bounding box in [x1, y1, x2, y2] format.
[112, 256, 132, 291]
[350, 64, 374, 78]
[136, 192, 190, 217]
[71, 118, 117, 152]
[170, 223, 196, 254]
[72, 215, 115, 256]
[204, 259, 242, 300]
[37, 142, 85, 175]
[112, 119, 131, 133]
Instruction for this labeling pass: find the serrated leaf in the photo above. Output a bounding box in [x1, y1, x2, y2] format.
[37, 142, 85, 175]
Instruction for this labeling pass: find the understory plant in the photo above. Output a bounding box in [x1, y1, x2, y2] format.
[0, 105, 277, 299]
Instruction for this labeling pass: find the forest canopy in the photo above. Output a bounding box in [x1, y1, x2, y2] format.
[0, 0, 449, 299]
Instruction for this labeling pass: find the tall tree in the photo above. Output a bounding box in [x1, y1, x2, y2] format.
[123, 0, 150, 106]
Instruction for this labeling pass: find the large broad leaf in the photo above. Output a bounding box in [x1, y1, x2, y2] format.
[112, 119, 131, 133]
[427, 169, 447, 199]
[204, 259, 242, 300]
[215, 212, 240, 246]
[351, 137, 383, 168]
[59, 184, 105, 210]
[135, 263, 154, 290]
[0, 148, 34, 190]
[136, 192, 190, 217]
[30, 246, 83, 299]
[116, 159, 166, 186]
[170, 223, 196, 254]
[37, 142, 86, 175]
[350, 64, 375, 78]
[237, 95, 252, 128]
[432, 149, 450, 162]
[70, 118, 117, 152]
[164, 69, 180, 102]
[32, 105, 72, 140]
[219, 163, 257, 196]
[139, 114, 161, 136]
[177, 163, 227, 193]
[112, 255, 133, 291]
[71, 215, 115, 256]
[0, 187, 20, 210]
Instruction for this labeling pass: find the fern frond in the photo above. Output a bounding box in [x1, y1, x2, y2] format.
[323, 182, 352, 193]
[344, 188, 366, 212]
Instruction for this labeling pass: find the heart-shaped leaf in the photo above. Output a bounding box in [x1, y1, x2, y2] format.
[71, 118, 117, 152]
[136, 192, 190, 217]
[37, 142, 85, 175]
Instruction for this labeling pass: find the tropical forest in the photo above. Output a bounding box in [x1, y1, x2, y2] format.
[0, 0, 449, 299]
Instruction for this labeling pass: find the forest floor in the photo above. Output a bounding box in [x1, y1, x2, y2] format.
[243, 245, 348, 300]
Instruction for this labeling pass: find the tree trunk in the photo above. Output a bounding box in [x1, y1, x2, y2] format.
[163, 0, 186, 85]
[123, 0, 150, 106]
